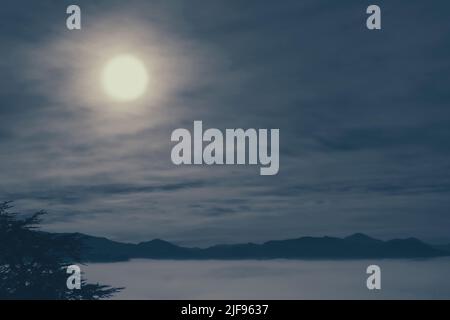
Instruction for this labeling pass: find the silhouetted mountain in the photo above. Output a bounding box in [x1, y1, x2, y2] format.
[60, 232, 450, 262]
[434, 244, 450, 254]
[135, 239, 198, 259]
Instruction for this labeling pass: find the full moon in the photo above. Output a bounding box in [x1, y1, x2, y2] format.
[101, 54, 149, 102]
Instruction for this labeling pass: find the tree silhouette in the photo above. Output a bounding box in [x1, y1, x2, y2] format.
[0, 201, 122, 299]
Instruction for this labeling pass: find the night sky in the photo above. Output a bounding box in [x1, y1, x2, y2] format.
[1, 0, 449, 246]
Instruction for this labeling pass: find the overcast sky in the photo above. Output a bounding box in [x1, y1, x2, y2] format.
[1, 0, 450, 246]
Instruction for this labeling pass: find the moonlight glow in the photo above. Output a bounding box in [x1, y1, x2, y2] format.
[101, 54, 149, 102]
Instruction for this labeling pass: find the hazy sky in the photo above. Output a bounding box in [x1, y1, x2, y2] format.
[1, 0, 450, 246]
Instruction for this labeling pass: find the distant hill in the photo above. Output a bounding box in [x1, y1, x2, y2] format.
[434, 244, 450, 254]
[57, 232, 450, 262]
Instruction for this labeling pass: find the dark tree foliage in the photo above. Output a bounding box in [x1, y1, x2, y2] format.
[0, 202, 122, 300]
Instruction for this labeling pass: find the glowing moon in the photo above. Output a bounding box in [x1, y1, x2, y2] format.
[101, 54, 149, 102]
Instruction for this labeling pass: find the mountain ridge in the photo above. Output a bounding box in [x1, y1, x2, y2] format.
[56, 232, 450, 262]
